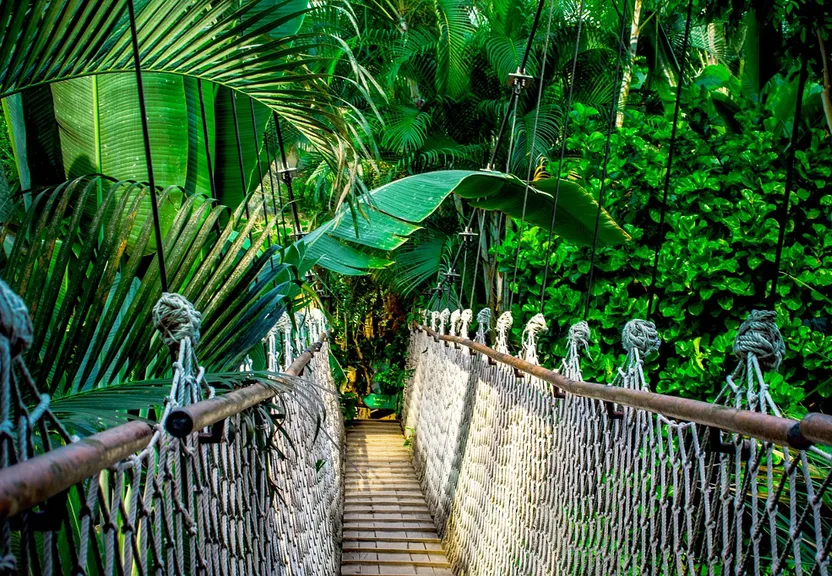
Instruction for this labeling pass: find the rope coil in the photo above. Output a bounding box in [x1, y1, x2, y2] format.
[152, 293, 202, 348]
[733, 310, 785, 372]
[495, 311, 513, 354]
[460, 309, 473, 340]
[0, 279, 32, 358]
[450, 310, 461, 337]
[521, 313, 547, 365]
[621, 319, 660, 356]
[476, 308, 492, 343]
[568, 321, 591, 350]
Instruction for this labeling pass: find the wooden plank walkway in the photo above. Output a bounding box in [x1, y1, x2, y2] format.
[341, 420, 452, 575]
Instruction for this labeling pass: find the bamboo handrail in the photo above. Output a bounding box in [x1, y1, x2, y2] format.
[418, 325, 832, 449]
[0, 336, 326, 521]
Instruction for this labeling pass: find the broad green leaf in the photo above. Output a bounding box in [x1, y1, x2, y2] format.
[329, 207, 420, 250]
[213, 88, 273, 209]
[308, 169, 630, 274]
[0, 0, 366, 196]
[51, 74, 190, 187]
[304, 226, 393, 275]
[2, 93, 29, 189]
[248, 0, 309, 38]
[375, 169, 630, 245]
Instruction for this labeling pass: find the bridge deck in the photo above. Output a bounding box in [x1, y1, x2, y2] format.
[341, 420, 452, 575]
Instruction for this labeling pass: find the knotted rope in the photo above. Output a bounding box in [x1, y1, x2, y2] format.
[152, 293, 202, 348]
[476, 308, 491, 344]
[277, 312, 293, 368]
[622, 319, 660, 356]
[450, 310, 461, 337]
[733, 309, 785, 372]
[521, 313, 547, 365]
[0, 279, 33, 357]
[495, 311, 513, 354]
[460, 309, 473, 340]
[568, 321, 590, 351]
[439, 309, 451, 336]
[308, 308, 326, 339]
[561, 320, 591, 380]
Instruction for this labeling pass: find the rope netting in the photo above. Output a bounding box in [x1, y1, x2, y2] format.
[404, 308, 832, 575]
[0, 280, 343, 575]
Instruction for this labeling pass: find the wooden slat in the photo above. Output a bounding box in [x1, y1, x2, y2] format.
[341, 420, 451, 574]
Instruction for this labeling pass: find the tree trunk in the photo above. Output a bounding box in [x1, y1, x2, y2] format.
[616, 0, 644, 128]
[819, 30, 832, 136]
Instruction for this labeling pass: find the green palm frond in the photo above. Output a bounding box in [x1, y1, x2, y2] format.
[376, 228, 451, 296]
[394, 135, 485, 172]
[382, 105, 433, 152]
[434, 0, 474, 98]
[509, 104, 561, 174]
[485, 35, 535, 84]
[0, 175, 304, 396]
[0, 0, 371, 186]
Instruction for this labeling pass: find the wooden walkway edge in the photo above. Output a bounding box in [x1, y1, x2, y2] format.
[341, 420, 453, 575]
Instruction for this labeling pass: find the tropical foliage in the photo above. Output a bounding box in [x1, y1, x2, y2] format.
[0, 0, 366, 432]
[2, 0, 832, 419]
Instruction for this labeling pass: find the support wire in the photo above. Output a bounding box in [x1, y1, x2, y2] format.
[645, 0, 695, 320]
[508, 0, 561, 310]
[127, 0, 167, 292]
[581, 0, 631, 321]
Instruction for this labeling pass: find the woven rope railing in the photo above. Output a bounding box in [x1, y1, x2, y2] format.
[0, 281, 343, 575]
[404, 309, 832, 575]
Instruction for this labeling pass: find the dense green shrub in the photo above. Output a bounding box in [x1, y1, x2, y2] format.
[496, 85, 832, 417]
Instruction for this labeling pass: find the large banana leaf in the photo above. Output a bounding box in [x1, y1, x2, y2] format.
[52, 74, 189, 185]
[46, 75, 272, 212]
[306, 169, 630, 274]
[0, 176, 304, 399]
[213, 88, 274, 208]
[0, 0, 364, 173]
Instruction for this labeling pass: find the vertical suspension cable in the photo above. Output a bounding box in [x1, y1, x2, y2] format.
[580, 0, 631, 321]
[230, 92, 253, 244]
[273, 112, 303, 238]
[504, 92, 522, 173]
[248, 99, 272, 255]
[537, 0, 587, 313]
[264, 117, 288, 244]
[470, 221, 481, 309]
[768, 57, 808, 307]
[197, 80, 217, 200]
[508, 0, 559, 310]
[460, 243, 469, 308]
[645, 0, 695, 320]
[487, 0, 547, 170]
[197, 79, 221, 238]
[127, 0, 168, 292]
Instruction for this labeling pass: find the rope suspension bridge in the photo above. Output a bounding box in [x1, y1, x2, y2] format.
[0, 0, 830, 575]
[2, 280, 832, 574]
